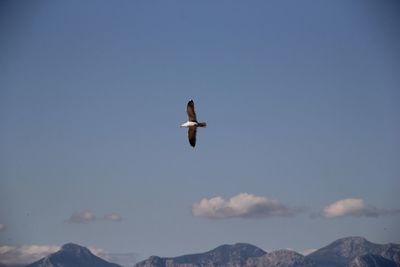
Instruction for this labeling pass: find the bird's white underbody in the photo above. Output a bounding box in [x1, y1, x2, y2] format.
[180, 121, 198, 127]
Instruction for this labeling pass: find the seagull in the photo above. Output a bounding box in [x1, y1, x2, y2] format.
[180, 99, 207, 147]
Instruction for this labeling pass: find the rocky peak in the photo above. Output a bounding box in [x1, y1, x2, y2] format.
[206, 243, 266, 260]
[60, 243, 92, 257]
[332, 237, 370, 247]
[26, 243, 122, 267]
[307, 237, 400, 267]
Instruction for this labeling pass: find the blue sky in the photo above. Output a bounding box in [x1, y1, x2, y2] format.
[1, 0, 399, 263]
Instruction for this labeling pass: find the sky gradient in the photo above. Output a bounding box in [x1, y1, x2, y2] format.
[1, 0, 400, 263]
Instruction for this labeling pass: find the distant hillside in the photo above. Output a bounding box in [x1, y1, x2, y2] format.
[246, 250, 316, 267]
[307, 236, 400, 267]
[135, 243, 266, 267]
[348, 254, 398, 267]
[135, 237, 400, 267]
[25, 243, 122, 267]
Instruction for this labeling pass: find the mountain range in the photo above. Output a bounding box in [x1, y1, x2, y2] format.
[134, 237, 400, 267]
[0, 237, 398, 267]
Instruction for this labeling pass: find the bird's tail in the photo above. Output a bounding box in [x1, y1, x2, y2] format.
[197, 122, 207, 127]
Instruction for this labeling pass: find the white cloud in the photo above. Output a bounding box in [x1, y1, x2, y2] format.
[0, 224, 6, 232]
[65, 210, 96, 224]
[322, 198, 365, 218]
[0, 245, 60, 265]
[65, 211, 124, 224]
[192, 193, 297, 219]
[103, 213, 123, 222]
[321, 198, 400, 218]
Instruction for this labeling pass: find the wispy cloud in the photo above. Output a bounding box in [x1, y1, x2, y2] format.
[320, 198, 400, 218]
[103, 213, 123, 222]
[192, 193, 298, 219]
[65, 211, 123, 224]
[65, 210, 97, 224]
[0, 224, 6, 232]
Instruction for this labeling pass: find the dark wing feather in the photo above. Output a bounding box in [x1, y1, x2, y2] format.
[188, 127, 197, 147]
[186, 100, 197, 122]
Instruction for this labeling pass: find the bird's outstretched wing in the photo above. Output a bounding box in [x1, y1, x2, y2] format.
[186, 100, 197, 122]
[188, 127, 197, 147]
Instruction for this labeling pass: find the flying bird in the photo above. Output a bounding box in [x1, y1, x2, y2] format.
[180, 99, 207, 147]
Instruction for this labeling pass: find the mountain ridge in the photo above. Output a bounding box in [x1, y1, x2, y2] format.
[135, 237, 400, 267]
[135, 243, 266, 267]
[1, 237, 399, 267]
